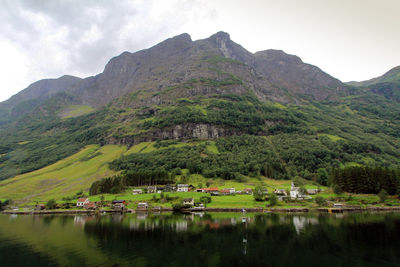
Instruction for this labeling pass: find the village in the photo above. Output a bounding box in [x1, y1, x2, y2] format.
[65, 182, 323, 212]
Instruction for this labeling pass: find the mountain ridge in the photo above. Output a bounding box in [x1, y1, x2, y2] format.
[1, 31, 349, 121]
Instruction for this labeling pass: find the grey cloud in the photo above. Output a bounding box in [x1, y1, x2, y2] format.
[0, 0, 187, 79]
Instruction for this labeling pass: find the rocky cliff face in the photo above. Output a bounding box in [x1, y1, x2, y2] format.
[106, 123, 233, 147]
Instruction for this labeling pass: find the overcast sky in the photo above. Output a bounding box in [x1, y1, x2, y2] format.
[1, 0, 399, 102]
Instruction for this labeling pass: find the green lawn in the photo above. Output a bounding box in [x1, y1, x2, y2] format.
[0, 144, 127, 203]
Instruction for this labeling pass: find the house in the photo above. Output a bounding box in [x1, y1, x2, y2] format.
[183, 198, 194, 207]
[156, 186, 165, 193]
[137, 202, 149, 210]
[333, 203, 343, 208]
[223, 188, 235, 194]
[112, 200, 127, 209]
[132, 189, 143, 195]
[306, 189, 319, 195]
[164, 184, 176, 192]
[77, 198, 89, 207]
[203, 188, 220, 193]
[35, 204, 45, 210]
[84, 201, 97, 210]
[274, 189, 287, 196]
[220, 189, 234, 195]
[147, 186, 157, 193]
[243, 188, 253, 194]
[290, 182, 303, 199]
[177, 184, 189, 192]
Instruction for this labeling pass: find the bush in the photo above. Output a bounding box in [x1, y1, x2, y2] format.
[46, 199, 57, 210]
[253, 185, 266, 201]
[378, 189, 388, 203]
[268, 193, 278, 207]
[200, 196, 212, 206]
[172, 200, 183, 211]
[315, 196, 327, 206]
[333, 184, 343, 195]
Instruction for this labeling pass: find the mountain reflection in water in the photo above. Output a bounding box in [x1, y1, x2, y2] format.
[0, 212, 400, 266]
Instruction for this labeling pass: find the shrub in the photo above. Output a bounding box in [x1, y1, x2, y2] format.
[200, 196, 212, 205]
[172, 200, 183, 211]
[253, 185, 266, 201]
[333, 184, 343, 195]
[268, 193, 278, 207]
[315, 196, 327, 206]
[378, 189, 388, 203]
[46, 199, 57, 210]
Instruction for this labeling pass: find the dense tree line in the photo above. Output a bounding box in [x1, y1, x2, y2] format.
[331, 166, 400, 194]
[110, 135, 290, 181]
[89, 170, 175, 195]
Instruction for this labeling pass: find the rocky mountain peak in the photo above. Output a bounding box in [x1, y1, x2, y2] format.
[255, 49, 303, 65]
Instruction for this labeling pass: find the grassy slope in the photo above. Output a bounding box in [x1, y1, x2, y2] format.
[59, 105, 94, 118]
[0, 144, 126, 203]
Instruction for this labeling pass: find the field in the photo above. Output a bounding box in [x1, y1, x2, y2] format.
[0, 145, 127, 203]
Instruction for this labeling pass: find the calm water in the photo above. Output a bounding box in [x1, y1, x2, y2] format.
[0, 212, 400, 267]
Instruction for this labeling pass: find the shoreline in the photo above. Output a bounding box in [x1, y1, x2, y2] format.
[2, 206, 400, 215]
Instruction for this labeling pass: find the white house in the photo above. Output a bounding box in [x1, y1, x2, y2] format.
[137, 202, 149, 209]
[290, 182, 302, 199]
[177, 184, 189, 192]
[147, 186, 157, 193]
[132, 189, 143, 195]
[225, 188, 235, 194]
[183, 198, 194, 206]
[76, 198, 89, 207]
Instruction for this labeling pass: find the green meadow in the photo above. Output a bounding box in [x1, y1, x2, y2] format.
[0, 144, 126, 203]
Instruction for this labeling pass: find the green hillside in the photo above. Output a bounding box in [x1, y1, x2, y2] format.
[0, 145, 126, 202]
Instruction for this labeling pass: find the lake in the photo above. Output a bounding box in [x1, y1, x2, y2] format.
[0, 212, 400, 266]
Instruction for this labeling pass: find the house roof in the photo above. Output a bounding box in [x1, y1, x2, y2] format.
[184, 198, 194, 201]
[220, 189, 231, 193]
[84, 202, 96, 207]
[177, 184, 189, 187]
[77, 198, 88, 202]
[112, 200, 126, 203]
[202, 187, 219, 191]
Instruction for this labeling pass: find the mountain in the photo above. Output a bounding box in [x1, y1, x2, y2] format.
[0, 75, 81, 124]
[1, 32, 400, 200]
[0, 31, 348, 119]
[348, 66, 400, 87]
[347, 66, 400, 102]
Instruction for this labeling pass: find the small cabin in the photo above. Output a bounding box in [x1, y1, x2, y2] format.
[84, 201, 97, 210]
[306, 189, 319, 195]
[147, 186, 157, 193]
[35, 204, 46, 210]
[177, 184, 189, 192]
[132, 189, 143, 195]
[76, 198, 89, 207]
[183, 198, 194, 207]
[220, 189, 231, 195]
[137, 202, 149, 209]
[243, 188, 253, 194]
[333, 203, 343, 208]
[112, 200, 127, 209]
[274, 189, 287, 196]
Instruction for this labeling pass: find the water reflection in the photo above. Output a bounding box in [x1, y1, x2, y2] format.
[0, 212, 400, 266]
[292, 216, 318, 235]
